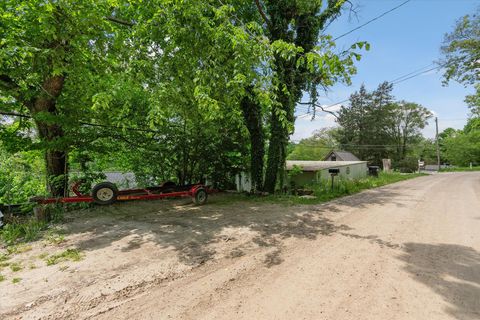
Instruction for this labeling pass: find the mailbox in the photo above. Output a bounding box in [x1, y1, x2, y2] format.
[328, 168, 340, 175]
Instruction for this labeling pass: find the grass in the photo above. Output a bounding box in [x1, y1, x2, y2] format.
[9, 262, 22, 272]
[215, 172, 426, 206]
[44, 228, 66, 245]
[0, 220, 47, 246]
[44, 248, 83, 266]
[439, 166, 480, 172]
[12, 277, 21, 284]
[0, 274, 5, 282]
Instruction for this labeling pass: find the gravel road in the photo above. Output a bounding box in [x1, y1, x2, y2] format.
[2, 173, 479, 319]
[100, 173, 480, 320]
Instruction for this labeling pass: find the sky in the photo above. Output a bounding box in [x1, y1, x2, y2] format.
[292, 0, 478, 141]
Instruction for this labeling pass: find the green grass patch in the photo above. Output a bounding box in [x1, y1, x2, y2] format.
[9, 262, 22, 272]
[217, 172, 425, 206]
[0, 220, 47, 246]
[44, 248, 83, 266]
[44, 228, 66, 245]
[0, 274, 5, 282]
[439, 166, 480, 172]
[12, 277, 21, 284]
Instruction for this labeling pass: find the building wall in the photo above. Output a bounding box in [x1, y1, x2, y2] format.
[324, 154, 338, 161]
[235, 171, 252, 192]
[317, 163, 367, 181]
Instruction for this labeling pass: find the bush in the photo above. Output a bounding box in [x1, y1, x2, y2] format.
[393, 157, 418, 173]
[0, 220, 47, 246]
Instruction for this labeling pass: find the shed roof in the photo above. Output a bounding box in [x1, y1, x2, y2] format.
[286, 160, 367, 172]
[324, 150, 360, 161]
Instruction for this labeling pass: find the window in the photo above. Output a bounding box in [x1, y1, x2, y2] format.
[331, 155, 336, 161]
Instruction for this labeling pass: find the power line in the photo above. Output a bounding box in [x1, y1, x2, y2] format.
[333, 0, 412, 41]
[297, 63, 445, 118]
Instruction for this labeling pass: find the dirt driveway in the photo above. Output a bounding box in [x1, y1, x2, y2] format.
[1, 172, 479, 320]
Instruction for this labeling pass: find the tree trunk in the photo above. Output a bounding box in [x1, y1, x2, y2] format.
[30, 75, 67, 197]
[240, 87, 265, 192]
[264, 108, 285, 193]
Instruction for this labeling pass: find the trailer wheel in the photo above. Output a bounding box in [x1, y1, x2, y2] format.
[92, 182, 118, 205]
[193, 188, 208, 205]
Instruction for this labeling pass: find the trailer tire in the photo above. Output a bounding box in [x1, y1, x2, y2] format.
[193, 188, 208, 205]
[92, 182, 118, 205]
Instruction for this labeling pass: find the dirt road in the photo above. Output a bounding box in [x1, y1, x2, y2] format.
[2, 173, 479, 319]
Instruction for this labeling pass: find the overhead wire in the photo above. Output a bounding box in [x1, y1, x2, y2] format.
[298, 63, 445, 118]
[333, 0, 412, 41]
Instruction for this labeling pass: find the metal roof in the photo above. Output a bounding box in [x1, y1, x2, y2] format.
[324, 150, 360, 161]
[286, 161, 367, 172]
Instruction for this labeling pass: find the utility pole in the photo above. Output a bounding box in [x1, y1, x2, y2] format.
[435, 117, 440, 172]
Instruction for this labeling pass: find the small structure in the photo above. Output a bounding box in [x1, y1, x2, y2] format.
[286, 160, 368, 187]
[323, 150, 360, 162]
[382, 159, 392, 172]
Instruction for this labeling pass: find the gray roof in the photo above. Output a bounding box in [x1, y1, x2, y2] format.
[324, 150, 360, 161]
[286, 161, 367, 172]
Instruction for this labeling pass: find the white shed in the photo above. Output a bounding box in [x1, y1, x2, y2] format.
[286, 160, 368, 187]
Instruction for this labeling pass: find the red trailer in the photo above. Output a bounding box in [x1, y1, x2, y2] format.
[32, 181, 209, 206]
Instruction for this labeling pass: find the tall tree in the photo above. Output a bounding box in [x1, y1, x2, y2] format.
[336, 82, 394, 164]
[0, 0, 130, 196]
[255, 0, 365, 192]
[385, 101, 432, 160]
[440, 7, 480, 116]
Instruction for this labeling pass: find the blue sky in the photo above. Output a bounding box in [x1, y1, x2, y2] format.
[293, 0, 478, 141]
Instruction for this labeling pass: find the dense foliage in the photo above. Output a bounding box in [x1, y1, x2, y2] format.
[1, 0, 367, 199]
[440, 7, 479, 116]
[334, 83, 432, 166]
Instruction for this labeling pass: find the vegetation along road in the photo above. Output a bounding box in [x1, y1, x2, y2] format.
[1, 172, 478, 319]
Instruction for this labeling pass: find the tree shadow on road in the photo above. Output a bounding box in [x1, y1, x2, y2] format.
[399, 243, 480, 320]
[67, 186, 407, 268]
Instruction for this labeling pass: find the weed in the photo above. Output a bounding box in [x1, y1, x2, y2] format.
[0, 274, 5, 282]
[45, 248, 83, 266]
[7, 245, 33, 255]
[12, 277, 21, 284]
[229, 172, 425, 206]
[0, 219, 47, 246]
[0, 253, 9, 262]
[0, 224, 23, 246]
[29, 263, 36, 269]
[38, 253, 48, 259]
[45, 229, 66, 245]
[23, 221, 46, 242]
[10, 262, 23, 272]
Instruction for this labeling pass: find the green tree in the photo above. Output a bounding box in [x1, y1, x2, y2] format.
[0, 0, 131, 196]
[440, 7, 480, 116]
[250, 0, 365, 192]
[287, 128, 338, 160]
[336, 82, 395, 164]
[385, 101, 432, 160]
[442, 118, 480, 166]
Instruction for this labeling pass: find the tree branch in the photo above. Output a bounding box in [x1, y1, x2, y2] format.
[106, 16, 135, 27]
[0, 111, 31, 119]
[254, 0, 271, 26]
[298, 102, 339, 120]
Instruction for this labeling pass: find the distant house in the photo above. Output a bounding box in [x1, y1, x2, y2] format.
[286, 160, 367, 187]
[323, 150, 360, 161]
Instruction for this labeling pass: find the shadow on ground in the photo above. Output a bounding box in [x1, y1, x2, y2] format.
[399, 243, 480, 320]
[64, 185, 408, 268]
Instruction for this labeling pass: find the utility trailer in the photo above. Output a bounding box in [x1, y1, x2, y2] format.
[31, 181, 209, 206]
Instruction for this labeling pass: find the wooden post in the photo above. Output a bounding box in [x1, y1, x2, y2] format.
[435, 117, 441, 171]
